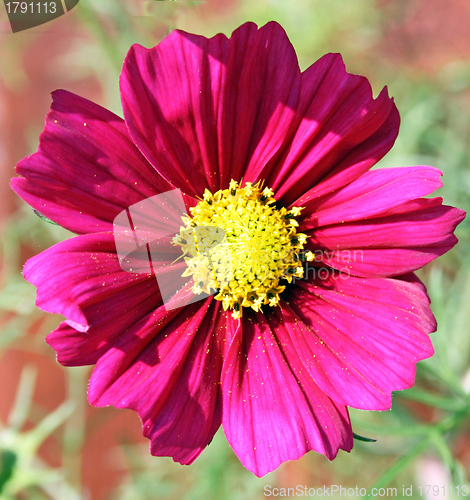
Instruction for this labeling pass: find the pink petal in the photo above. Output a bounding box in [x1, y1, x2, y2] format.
[11, 90, 175, 234]
[299, 166, 445, 224]
[23, 233, 163, 334]
[89, 300, 226, 464]
[46, 273, 171, 366]
[47, 322, 121, 367]
[221, 313, 353, 477]
[120, 21, 300, 197]
[23, 233, 147, 332]
[279, 273, 435, 411]
[306, 203, 465, 277]
[265, 53, 399, 205]
[29, 229, 225, 462]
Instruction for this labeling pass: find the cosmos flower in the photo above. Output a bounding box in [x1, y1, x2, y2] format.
[11, 21, 465, 476]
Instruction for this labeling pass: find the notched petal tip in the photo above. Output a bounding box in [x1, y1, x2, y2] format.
[221, 313, 353, 477]
[23, 254, 90, 333]
[282, 274, 436, 412]
[88, 300, 224, 467]
[120, 19, 301, 197]
[269, 50, 400, 204]
[12, 89, 172, 235]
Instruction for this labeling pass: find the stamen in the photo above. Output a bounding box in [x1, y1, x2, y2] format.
[172, 180, 309, 318]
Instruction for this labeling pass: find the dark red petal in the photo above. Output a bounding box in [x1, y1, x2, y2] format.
[23, 232, 164, 334]
[306, 203, 465, 277]
[11, 90, 175, 234]
[264, 53, 399, 205]
[281, 273, 435, 410]
[27, 230, 224, 463]
[120, 21, 300, 197]
[47, 322, 117, 367]
[89, 300, 225, 465]
[221, 313, 352, 477]
[299, 166, 445, 224]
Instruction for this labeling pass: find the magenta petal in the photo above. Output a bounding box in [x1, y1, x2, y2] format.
[46, 271, 165, 366]
[10, 19, 467, 478]
[300, 166, 445, 224]
[89, 300, 225, 464]
[297, 166, 465, 277]
[24, 232, 162, 334]
[266, 53, 399, 205]
[11, 90, 173, 234]
[316, 244, 458, 278]
[221, 313, 353, 477]
[281, 274, 435, 411]
[287, 101, 400, 208]
[306, 203, 465, 277]
[47, 322, 115, 367]
[120, 22, 300, 196]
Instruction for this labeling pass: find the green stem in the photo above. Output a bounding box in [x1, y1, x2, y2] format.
[367, 408, 470, 491]
[367, 437, 432, 494]
[419, 363, 469, 401]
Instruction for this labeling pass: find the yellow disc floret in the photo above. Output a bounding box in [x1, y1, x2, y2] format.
[172, 180, 312, 319]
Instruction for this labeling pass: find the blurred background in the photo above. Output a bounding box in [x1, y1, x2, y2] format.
[0, 0, 469, 498]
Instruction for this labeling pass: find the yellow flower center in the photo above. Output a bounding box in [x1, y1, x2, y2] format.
[172, 180, 312, 319]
